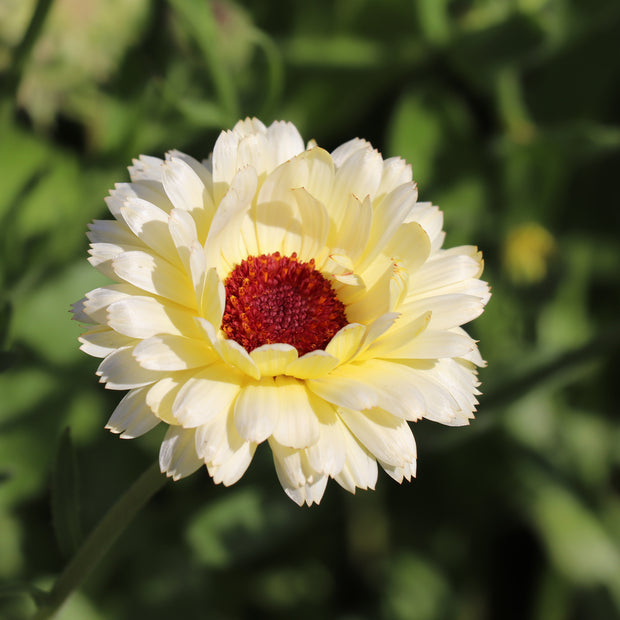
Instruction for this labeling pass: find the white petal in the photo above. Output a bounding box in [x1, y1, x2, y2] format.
[87, 219, 136, 247]
[331, 138, 371, 167]
[250, 344, 298, 376]
[409, 248, 484, 296]
[120, 198, 180, 266]
[265, 120, 306, 166]
[79, 326, 136, 358]
[331, 146, 383, 207]
[88, 242, 144, 279]
[172, 364, 242, 427]
[79, 284, 139, 323]
[305, 401, 347, 476]
[133, 334, 216, 370]
[357, 183, 419, 272]
[327, 194, 372, 264]
[97, 345, 162, 390]
[381, 458, 417, 483]
[285, 350, 340, 379]
[291, 187, 330, 262]
[269, 440, 328, 506]
[308, 359, 427, 421]
[402, 293, 488, 331]
[333, 428, 378, 493]
[205, 166, 258, 275]
[107, 296, 202, 339]
[298, 147, 335, 208]
[168, 207, 198, 273]
[377, 157, 413, 198]
[128, 155, 165, 183]
[159, 426, 203, 481]
[112, 250, 196, 309]
[146, 372, 194, 425]
[406, 202, 445, 252]
[105, 386, 160, 438]
[162, 157, 213, 242]
[233, 378, 280, 443]
[270, 376, 320, 449]
[392, 329, 476, 360]
[196, 403, 256, 485]
[325, 323, 366, 364]
[359, 311, 431, 360]
[107, 181, 172, 219]
[339, 408, 416, 468]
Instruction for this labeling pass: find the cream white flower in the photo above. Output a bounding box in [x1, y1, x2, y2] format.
[73, 118, 490, 506]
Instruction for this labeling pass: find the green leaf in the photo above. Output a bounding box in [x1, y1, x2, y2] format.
[51, 428, 83, 558]
[0, 580, 49, 607]
[526, 469, 620, 586]
[387, 91, 443, 188]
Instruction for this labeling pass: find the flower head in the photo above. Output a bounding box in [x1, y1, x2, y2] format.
[73, 118, 490, 506]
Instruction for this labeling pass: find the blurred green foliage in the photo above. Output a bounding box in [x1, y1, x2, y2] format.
[1, 0, 619, 618]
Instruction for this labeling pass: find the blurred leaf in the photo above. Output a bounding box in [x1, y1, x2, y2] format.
[449, 13, 546, 90]
[525, 468, 620, 587]
[11, 261, 107, 365]
[186, 487, 305, 568]
[415, 0, 451, 45]
[0, 0, 54, 102]
[381, 552, 450, 620]
[51, 428, 83, 558]
[387, 92, 443, 188]
[0, 580, 48, 607]
[169, 0, 239, 121]
[0, 511, 23, 578]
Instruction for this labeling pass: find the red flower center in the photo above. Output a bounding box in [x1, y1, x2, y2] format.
[221, 252, 348, 356]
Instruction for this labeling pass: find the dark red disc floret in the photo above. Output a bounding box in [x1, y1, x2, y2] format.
[221, 252, 348, 356]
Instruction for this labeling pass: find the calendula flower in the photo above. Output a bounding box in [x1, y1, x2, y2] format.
[73, 118, 490, 506]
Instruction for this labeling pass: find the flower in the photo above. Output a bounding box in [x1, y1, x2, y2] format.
[73, 118, 490, 506]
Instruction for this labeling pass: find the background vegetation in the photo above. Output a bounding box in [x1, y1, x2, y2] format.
[1, 0, 619, 618]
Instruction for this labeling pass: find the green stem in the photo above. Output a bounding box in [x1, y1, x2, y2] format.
[33, 462, 166, 619]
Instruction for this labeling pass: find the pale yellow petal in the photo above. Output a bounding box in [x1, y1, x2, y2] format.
[270, 376, 320, 449]
[97, 345, 163, 390]
[146, 372, 196, 425]
[159, 426, 203, 481]
[120, 197, 180, 266]
[204, 166, 258, 275]
[112, 250, 196, 309]
[172, 364, 242, 427]
[168, 207, 198, 274]
[233, 378, 280, 443]
[358, 311, 431, 360]
[107, 296, 202, 340]
[357, 183, 418, 273]
[285, 350, 339, 379]
[79, 326, 136, 358]
[128, 154, 164, 183]
[324, 323, 366, 364]
[133, 334, 216, 370]
[291, 187, 329, 262]
[250, 343, 298, 376]
[306, 402, 347, 476]
[106, 386, 160, 438]
[339, 408, 416, 468]
[269, 440, 328, 506]
[333, 429, 378, 493]
[377, 156, 413, 198]
[329, 146, 383, 209]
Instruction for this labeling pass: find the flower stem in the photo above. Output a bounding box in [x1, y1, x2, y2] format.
[33, 462, 166, 619]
